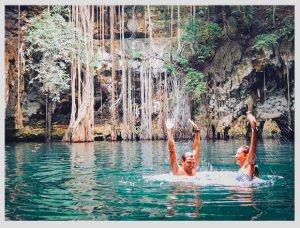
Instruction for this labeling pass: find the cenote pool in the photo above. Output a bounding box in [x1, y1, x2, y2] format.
[5, 139, 294, 220]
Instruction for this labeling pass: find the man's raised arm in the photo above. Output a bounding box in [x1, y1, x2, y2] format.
[245, 112, 257, 168]
[166, 119, 179, 175]
[188, 119, 201, 168]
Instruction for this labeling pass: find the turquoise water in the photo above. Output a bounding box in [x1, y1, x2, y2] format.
[5, 140, 294, 220]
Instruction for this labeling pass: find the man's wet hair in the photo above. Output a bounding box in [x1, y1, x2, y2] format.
[181, 152, 194, 161]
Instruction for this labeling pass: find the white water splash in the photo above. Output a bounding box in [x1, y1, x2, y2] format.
[143, 171, 283, 188]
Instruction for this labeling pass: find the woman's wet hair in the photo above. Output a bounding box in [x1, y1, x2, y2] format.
[237, 145, 259, 177]
[254, 165, 259, 178]
[237, 145, 249, 154]
[181, 152, 194, 161]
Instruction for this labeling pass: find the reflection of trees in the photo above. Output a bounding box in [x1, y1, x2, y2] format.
[67, 143, 97, 213]
[141, 141, 153, 168]
[14, 143, 25, 177]
[166, 183, 203, 219]
[119, 141, 147, 169]
[6, 144, 25, 205]
[7, 143, 41, 193]
[6, 143, 42, 217]
[119, 142, 137, 168]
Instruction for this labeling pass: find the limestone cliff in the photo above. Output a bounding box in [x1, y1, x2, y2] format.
[5, 5, 294, 141]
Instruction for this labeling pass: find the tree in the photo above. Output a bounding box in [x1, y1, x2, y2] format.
[16, 5, 24, 129]
[253, 33, 279, 49]
[25, 7, 73, 142]
[272, 5, 276, 27]
[63, 5, 95, 142]
[110, 5, 117, 141]
[180, 17, 223, 67]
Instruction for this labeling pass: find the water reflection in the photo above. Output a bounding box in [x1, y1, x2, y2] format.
[166, 183, 202, 219]
[227, 186, 263, 220]
[67, 143, 97, 213]
[5, 140, 294, 220]
[228, 186, 254, 206]
[141, 141, 154, 168]
[14, 144, 25, 177]
[119, 142, 138, 169]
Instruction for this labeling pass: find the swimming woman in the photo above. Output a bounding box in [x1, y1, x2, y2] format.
[235, 111, 259, 182]
[165, 118, 200, 176]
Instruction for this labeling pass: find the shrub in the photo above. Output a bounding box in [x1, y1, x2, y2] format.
[253, 33, 280, 49]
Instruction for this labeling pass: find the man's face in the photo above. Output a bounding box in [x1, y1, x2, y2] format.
[182, 153, 195, 174]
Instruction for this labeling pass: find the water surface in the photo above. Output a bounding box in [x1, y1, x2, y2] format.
[5, 139, 294, 220]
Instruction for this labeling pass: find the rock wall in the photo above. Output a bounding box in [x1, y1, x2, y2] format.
[5, 5, 295, 141]
[202, 34, 294, 140]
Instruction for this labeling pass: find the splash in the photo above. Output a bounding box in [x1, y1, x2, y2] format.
[143, 170, 283, 188]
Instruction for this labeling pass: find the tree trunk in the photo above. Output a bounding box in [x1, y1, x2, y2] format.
[177, 5, 180, 54]
[63, 5, 95, 142]
[45, 94, 52, 143]
[264, 69, 266, 104]
[170, 6, 173, 61]
[207, 6, 210, 22]
[193, 5, 196, 20]
[110, 5, 117, 141]
[102, 6, 105, 51]
[16, 5, 23, 129]
[221, 6, 227, 36]
[272, 5, 276, 27]
[98, 5, 104, 118]
[286, 55, 291, 127]
[158, 73, 164, 139]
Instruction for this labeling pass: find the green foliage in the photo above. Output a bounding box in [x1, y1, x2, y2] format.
[240, 6, 255, 24]
[167, 59, 206, 102]
[184, 68, 206, 100]
[277, 16, 294, 40]
[231, 6, 256, 27]
[135, 5, 145, 13]
[131, 51, 143, 60]
[178, 58, 189, 67]
[181, 18, 223, 67]
[195, 45, 213, 66]
[230, 6, 241, 17]
[93, 51, 101, 68]
[166, 63, 177, 75]
[197, 6, 208, 18]
[265, 6, 274, 25]
[25, 8, 78, 102]
[50, 5, 70, 17]
[253, 33, 280, 49]
[200, 22, 223, 46]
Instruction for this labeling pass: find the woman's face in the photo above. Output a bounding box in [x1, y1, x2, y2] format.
[235, 149, 247, 166]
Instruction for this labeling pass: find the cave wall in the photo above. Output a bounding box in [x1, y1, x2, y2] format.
[5, 5, 295, 141]
[202, 28, 294, 140]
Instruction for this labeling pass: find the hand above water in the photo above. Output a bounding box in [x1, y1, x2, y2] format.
[188, 119, 200, 131]
[246, 111, 257, 130]
[165, 119, 174, 131]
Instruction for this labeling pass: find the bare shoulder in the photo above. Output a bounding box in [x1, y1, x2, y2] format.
[176, 167, 187, 176]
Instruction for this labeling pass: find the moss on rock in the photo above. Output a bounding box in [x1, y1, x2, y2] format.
[228, 115, 247, 138]
[262, 119, 281, 138]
